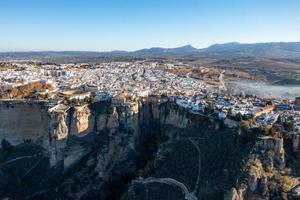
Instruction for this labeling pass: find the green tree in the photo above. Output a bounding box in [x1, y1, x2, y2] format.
[284, 122, 294, 132]
[259, 126, 270, 135]
[276, 115, 282, 123]
[1, 139, 13, 151]
[227, 108, 233, 117]
[240, 120, 250, 131]
[236, 113, 243, 121]
[269, 127, 277, 137]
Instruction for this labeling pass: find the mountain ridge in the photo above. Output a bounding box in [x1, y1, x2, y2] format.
[1, 41, 300, 60]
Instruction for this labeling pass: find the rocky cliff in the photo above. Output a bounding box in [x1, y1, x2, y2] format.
[0, 97, 298, 200]
[0, 101, 49, 146]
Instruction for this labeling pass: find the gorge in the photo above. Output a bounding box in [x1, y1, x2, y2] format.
[0, 97, 295, 200]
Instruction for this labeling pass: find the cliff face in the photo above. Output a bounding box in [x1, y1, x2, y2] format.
[0, 101, 49, 146]
[1, 97, 296, 200]
[70, 105, 94, 136]
[0, 98, 216, 153]
[0, 97, 239, 199]
[140, 98, 220, 130]
[127, 98, 244, 200]
[0, 100, 139, 166]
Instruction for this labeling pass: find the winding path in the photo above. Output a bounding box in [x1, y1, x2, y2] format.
[136, 138, 202, 200]
[188, 138, 201, 198]
[137, 177, 197, 200]
[0, 153, 42, 168]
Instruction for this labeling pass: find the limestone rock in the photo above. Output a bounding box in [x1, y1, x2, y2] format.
[72, 105, 94, 135]
[247, 158, 263, 192]
[292, 133, 300, 152]
[51, 113, 69, 140]
[254, 136, 285, 169]
[224, 188, 243, 200]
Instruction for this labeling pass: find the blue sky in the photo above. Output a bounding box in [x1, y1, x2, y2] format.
[0, 0, 299, 51]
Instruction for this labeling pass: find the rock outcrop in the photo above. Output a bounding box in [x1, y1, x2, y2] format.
[70, 104, 94, 136]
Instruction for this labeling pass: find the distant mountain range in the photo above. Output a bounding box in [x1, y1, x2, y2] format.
[200, 42, 300, 58]
[1, 42, 300, 61]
